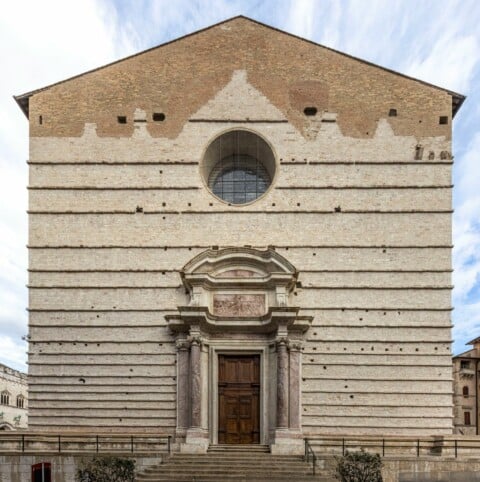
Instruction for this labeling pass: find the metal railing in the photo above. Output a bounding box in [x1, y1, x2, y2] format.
[304, 438, 317, 475]
[304, 435, 480, 464]
[0, 432, 172, 455]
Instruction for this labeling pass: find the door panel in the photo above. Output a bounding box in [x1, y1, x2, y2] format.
[218, 355, 260, 444]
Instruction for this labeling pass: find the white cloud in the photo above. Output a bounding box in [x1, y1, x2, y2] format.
[453, 132, 480, 310]
[405, 34, 478, 94]
[287, 0, 315, 39]
[0, 336, 27, 373]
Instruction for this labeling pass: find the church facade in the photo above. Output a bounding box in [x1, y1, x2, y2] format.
[16, 17, 463, 453]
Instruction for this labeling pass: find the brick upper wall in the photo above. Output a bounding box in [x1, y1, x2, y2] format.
[27, 17, 453, 140]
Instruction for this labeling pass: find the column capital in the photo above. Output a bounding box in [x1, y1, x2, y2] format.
[176, 339, 191, 351]
[276, 337, 289, 348]
[288, 341, 302, 352]
[189, 335, 203, 346]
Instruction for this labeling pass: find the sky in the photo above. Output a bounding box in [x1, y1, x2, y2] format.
[1, 0, 479, 372]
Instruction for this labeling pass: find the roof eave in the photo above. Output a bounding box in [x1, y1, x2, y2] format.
[14, 94, 29, 119]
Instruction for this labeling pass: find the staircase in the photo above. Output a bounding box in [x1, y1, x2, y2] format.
[135, 445, 336, 481]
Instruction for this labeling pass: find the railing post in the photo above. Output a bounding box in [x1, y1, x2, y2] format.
[417, 439, 420, 457]
[58, 435, 61, 454]
[382, 438, 385, 457]
[312, 452, 316, 476]
[21, 434, 25, 453]
[455, 439, 458, 458]
[342, 438, 345, 456]
[131, 436, 134, 453]
[96, 435, 99, 453]
[168, 435, 171, 455]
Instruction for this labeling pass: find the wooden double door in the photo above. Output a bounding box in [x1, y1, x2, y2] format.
[218, 355, 260, 444]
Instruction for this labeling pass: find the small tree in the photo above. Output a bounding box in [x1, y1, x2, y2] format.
[335, 450, 383, 482]
[76, 456, 135, 482]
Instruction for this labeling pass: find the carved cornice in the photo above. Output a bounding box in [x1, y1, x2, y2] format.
[183, 272, 294, 290]
[166, 306, 312, 335]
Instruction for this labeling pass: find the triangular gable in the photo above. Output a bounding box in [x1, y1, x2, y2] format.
[15, 15, 465, 119]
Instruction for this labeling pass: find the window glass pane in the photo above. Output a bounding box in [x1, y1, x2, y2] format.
[222, 181, 234, 192]
[208, 154, 271, 205]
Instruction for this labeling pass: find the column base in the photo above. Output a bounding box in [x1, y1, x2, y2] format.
[270, 429, 304, 455]
[180, 428, 209, 453]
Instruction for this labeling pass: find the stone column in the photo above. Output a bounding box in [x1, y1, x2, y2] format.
[175, 338, 190, 439]
[276, 338, 289, 429]
[288, 342, 302, 431]
[182, 334, 209, 453]
[271, 337, 304, 455]
[189, 336, 202, 428]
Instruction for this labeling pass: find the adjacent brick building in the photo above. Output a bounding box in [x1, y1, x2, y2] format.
[15, 16, 464, 453]
[453, 338, 480, 435]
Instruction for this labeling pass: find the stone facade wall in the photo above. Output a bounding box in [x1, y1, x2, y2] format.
[25, 18, 455, 436]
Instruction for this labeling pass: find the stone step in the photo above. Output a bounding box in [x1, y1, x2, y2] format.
[135, 451, 336, 482]
[208, 444, 270, 453]
[164, 456, 308, 463]
[142, 465, 313, 472]
[137, 477, 336, 482]
[140, 468, 314, 476]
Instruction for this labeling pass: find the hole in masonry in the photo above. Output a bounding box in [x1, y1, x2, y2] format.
[388, 108, 397, 117]
[153, 112, 165, 122]
[439, 116, 448, 125]
[39, 115, 43, 125]
[117, 116, 127, 124]
[304, 107, 317, 116]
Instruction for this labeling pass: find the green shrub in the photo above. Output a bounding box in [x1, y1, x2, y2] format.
[76, 456, 135, 482]
[335, 450, 383, 482]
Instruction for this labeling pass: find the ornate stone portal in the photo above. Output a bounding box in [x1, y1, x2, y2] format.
[166, 247, 311, 454]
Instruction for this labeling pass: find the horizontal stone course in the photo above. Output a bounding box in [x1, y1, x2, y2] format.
[29, 246, 451, 270]
[29, 212, 452, 245]
[29, 186, 452, 211]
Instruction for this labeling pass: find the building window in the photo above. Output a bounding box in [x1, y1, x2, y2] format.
[16, 395, 25, 408]
[203, 130, 276, 205]
[461, 360, 470, 369]
[0, 391, 9, 406]
[463, 386, 469, 397]
[32, 462, 51, 482]
[464, 411, 471, 426]
[209, 154, 271, 205]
